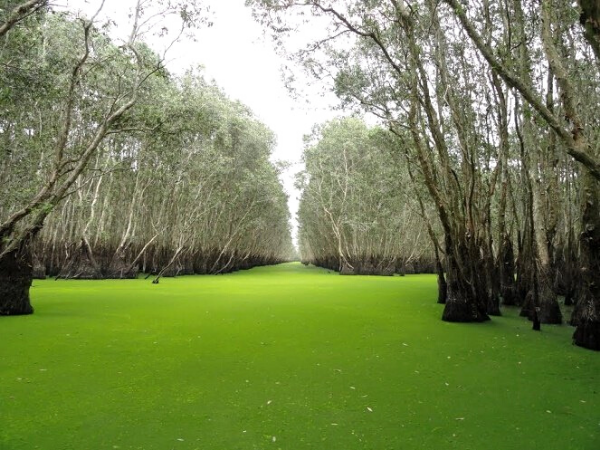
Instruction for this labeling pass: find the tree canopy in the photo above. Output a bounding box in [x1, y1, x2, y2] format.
[249, 0, 600, 350]
[0, 1, 294, 314]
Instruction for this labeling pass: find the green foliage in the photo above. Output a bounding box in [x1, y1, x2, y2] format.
[0, 10, 141, 222]
[1, 4, 293, 268]
[298, 117, 433, 269]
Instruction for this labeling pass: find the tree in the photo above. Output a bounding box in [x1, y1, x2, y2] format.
[0, 0, 205, 314]
[249, 0, 600, 348]
[0, 0, 47, 37]
[442, 0, 600, 348]
[29, 68, 294, 282]
[297, 117, 434, 276]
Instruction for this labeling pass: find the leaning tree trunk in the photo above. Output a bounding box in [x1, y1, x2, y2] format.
[572, 171, 600, 350]
[57, 238, 102, 279]
[0, 249, 34, 315]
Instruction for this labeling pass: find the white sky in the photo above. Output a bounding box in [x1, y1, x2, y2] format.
[64, 0, 342, 244]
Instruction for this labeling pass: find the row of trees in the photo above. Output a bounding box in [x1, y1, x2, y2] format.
[250, 0, 600, 350]
[297, 117, 438, 277]
[30, 70, 294, 281]
[0, 2, 294, 315]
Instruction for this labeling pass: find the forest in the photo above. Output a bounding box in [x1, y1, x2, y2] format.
[0, 1, 294, 311]
[1, 1, 599, 346]
[2, 1, 600, 449]
[249, 0, 600, 351]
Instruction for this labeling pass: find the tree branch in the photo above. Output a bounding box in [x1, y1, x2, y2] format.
[0, 0, 47, 38]
[444, 0, 600, 181]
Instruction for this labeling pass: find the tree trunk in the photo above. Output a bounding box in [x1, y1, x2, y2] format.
[537, 268, 563, 324]
[515, 228, 533, 307]
[442, 234, 490, 322]
[434, 245, 447, 304]
[572, 171, 600, 350]
[57, 238, 102, 279]
[0, 250, 34, 315]
[106, 252, 138, 279]
[31, 250, 46, 279]
[482, 247, 501, 316]
[531, 165, 562, 324]
[499, 234, 519, 305]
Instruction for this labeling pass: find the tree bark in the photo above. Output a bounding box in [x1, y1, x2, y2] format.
[0, 249, 34, 315]
[572, 171, 600, 350]
[434, 242, 447, 304]
[499, 234, 519, 305]
[442, 233, 490, 322]
[578, 0, 600, 60]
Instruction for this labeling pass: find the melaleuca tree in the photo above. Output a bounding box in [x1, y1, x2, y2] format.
[0, 0, 48, 37]
[249, 0, 600, 349]
[0, 1, 205, 315]
[441, 0, 600, 348]
[297, 117, 434, 275]
[33, 68, 294, 281]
